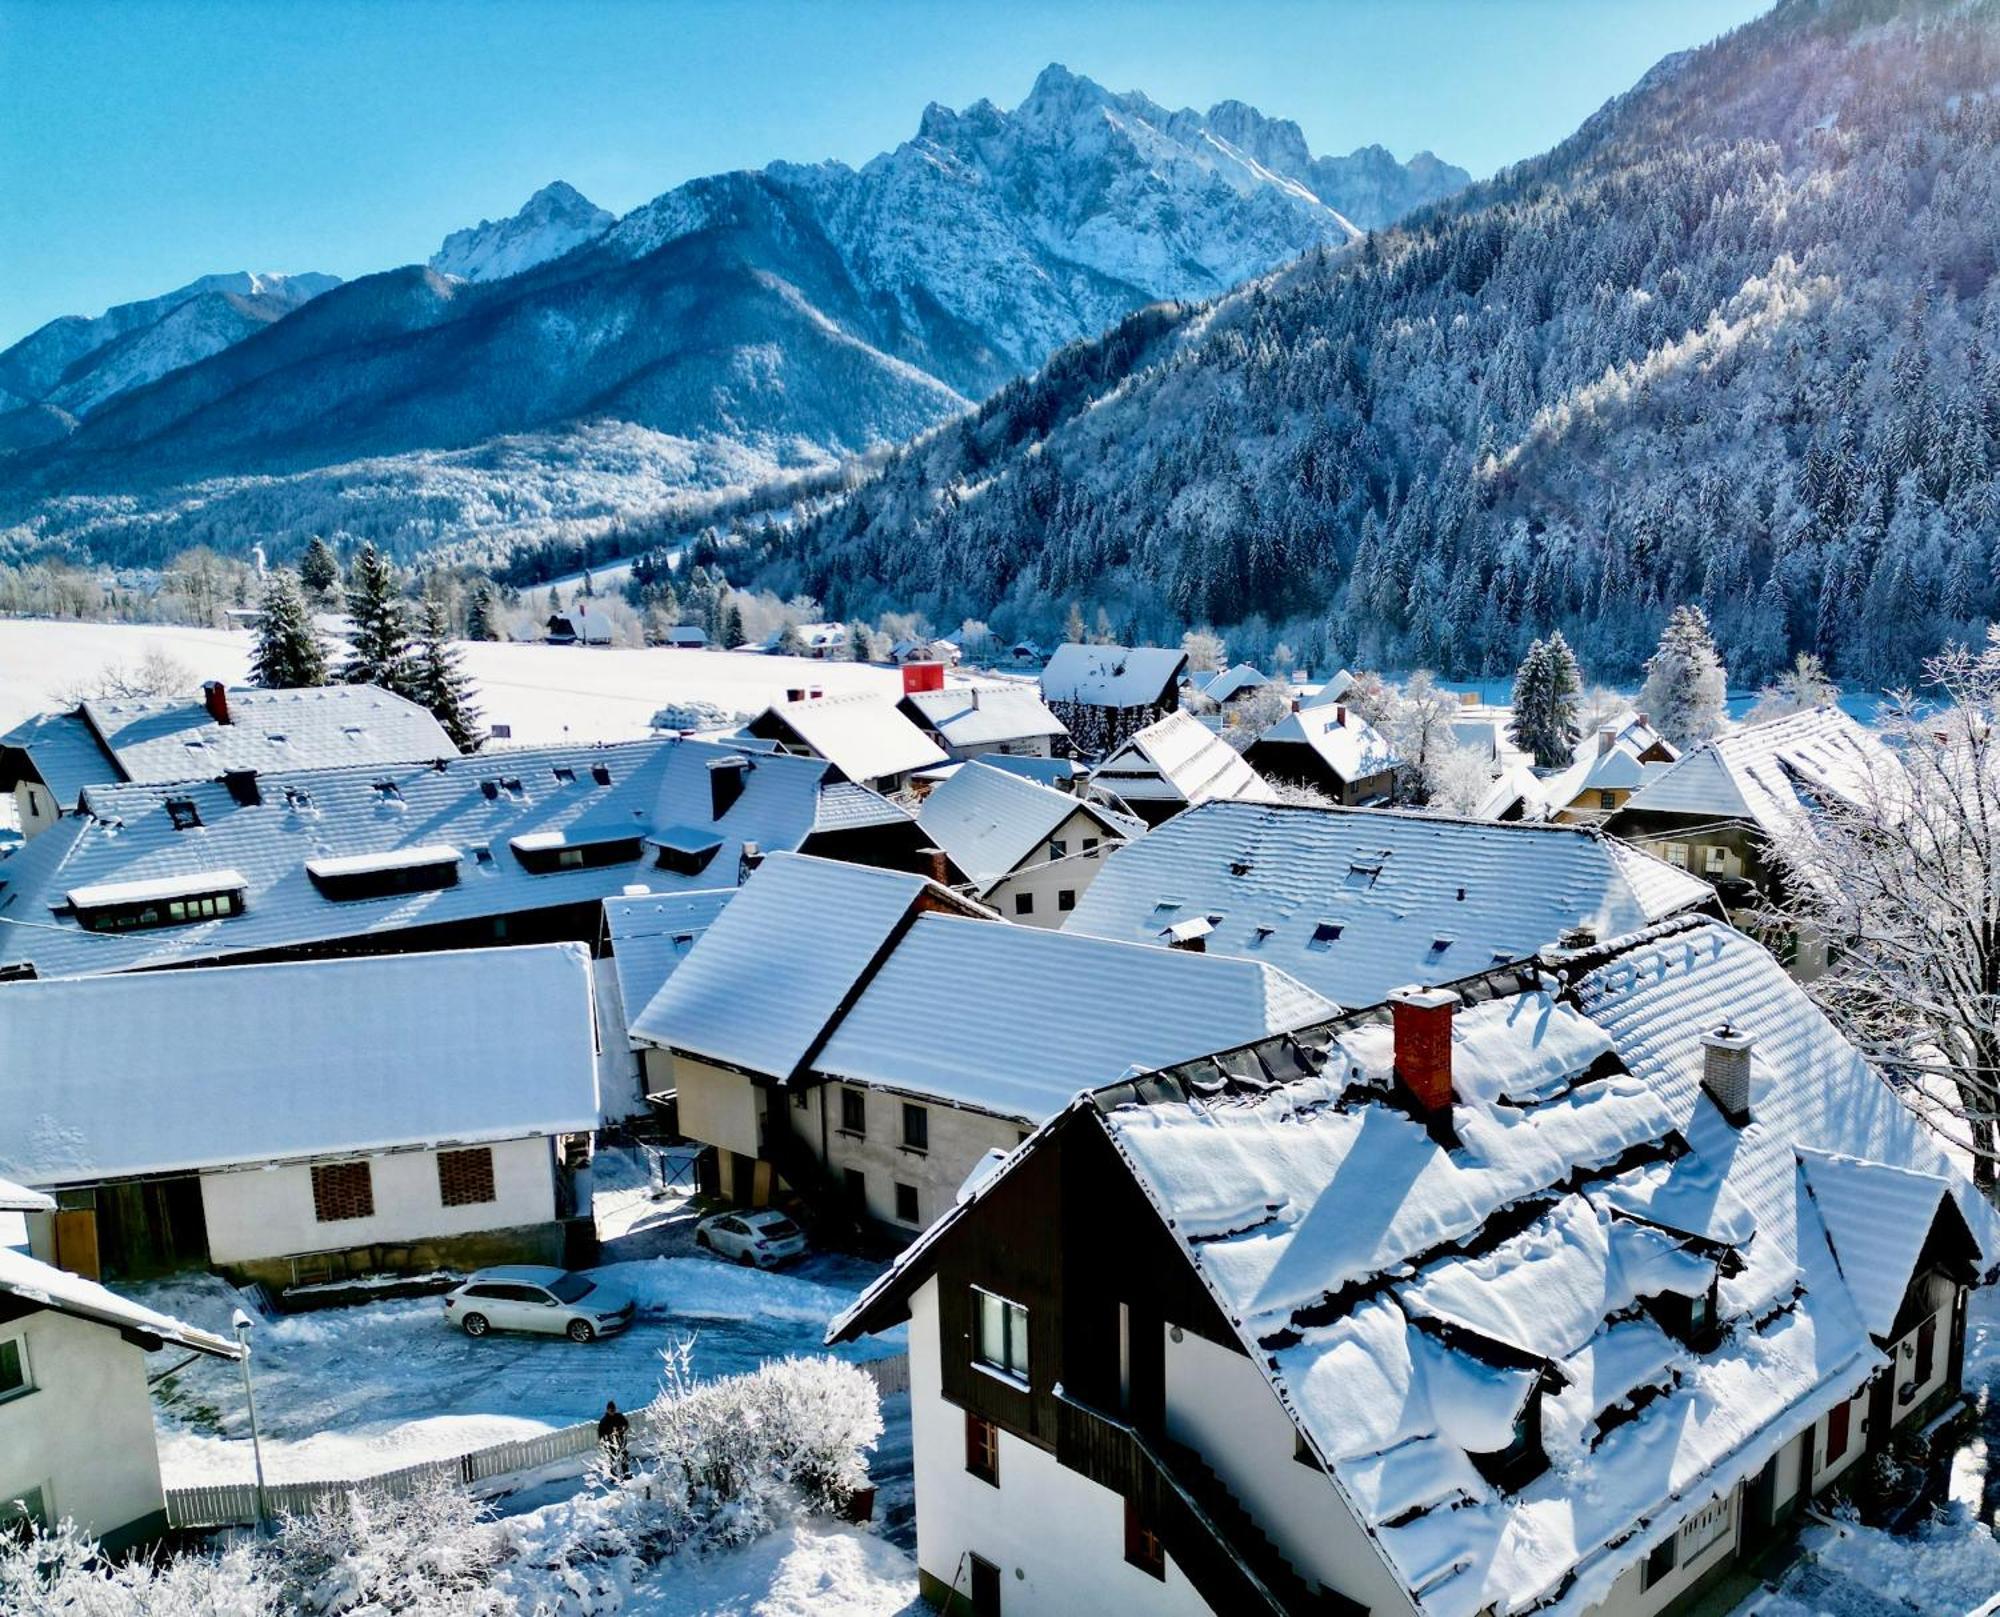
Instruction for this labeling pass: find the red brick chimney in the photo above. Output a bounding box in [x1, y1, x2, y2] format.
[1390, 987, 1458, 1115]
[202, 680, 231, 725]
[903, 662, 945, 695]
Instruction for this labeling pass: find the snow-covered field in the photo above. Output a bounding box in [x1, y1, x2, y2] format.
[0, 618, 905, 746]
[609, 1521, 921, 1616]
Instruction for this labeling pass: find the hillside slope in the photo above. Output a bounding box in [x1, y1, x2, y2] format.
[753, 0, 2000, 683]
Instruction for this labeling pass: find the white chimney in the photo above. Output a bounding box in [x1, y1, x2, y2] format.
[1598, 726, 1618, 757]
[1701, 1025, 1755, 1123]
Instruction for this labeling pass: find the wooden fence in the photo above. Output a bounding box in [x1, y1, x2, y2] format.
[164, 1353, 910, 1530]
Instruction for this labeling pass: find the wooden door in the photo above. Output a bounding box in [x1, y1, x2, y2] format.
[52, 1209, 100, 1280]
[968, 1553, 1001, 1617]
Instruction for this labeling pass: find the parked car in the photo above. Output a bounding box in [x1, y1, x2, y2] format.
[695, 1208, 808, 1267]
[443, 1265, 635, 1341]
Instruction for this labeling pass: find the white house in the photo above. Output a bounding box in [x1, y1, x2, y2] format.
[917, 760, 1141, 924]
[0, 945, 602, 1295]
[831, 917, 1997, 1617]
[545, 603, 616, 645]
[1063, 799, 1717, 1010]
[1086, 709, 1281, 826]
[1039, 643, 1187, 754]
[744, 692, 950, 796]
[0, 682, 458, 841]
[3, 1177, 241, 1553]
[1242, 701, 1399, 805]
[899, 682, 1067, 761]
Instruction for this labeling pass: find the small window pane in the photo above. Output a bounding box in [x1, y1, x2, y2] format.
[895, 1182, 919, 1224]
[0, 1338, 25, 1398]
[841, 1089, 866, 1135]
[902, 1103, 928, 1151]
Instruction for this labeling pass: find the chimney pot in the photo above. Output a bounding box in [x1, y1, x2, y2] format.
[918, 845, 951, 886]
[1598, 726, 1617, 757]
[1390, 987, 1458, 1116]
[1701, 1024, 1755, 1123]
[1335, 703, 1348, 727]
[203, 681, 231, 726]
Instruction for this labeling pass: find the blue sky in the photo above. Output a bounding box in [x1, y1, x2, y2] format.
[0, 0, 1770, 344]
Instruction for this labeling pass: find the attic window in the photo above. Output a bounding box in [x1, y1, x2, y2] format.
[472, 844, 493, 865]
[69, 870, 247, 933]
[552, 766, 577, 785]
[650, 825, 724, 876]
[1344, 861, 1383, 890]
[510, 829, 645, 874]
[480, 780, 500, 801]
[1230, 858, 1253, 877]
[342, 725, 366, 740]
[1307, 921, 1344, 950]
[1250, 924, 1276, 946]
[372, 780, 402, 802]
[1427, 935, 1453, 960]
[501, 778, 526, 801]
[266, 733, 287, 745]
[590, 763, 613, 786]
[1471, 1383, 1548, 1491]
[708, 755, 751, 820]
[306, 845, 461, 901]
[165, 797, 201, 831]
[1150, 900, 1183, 920]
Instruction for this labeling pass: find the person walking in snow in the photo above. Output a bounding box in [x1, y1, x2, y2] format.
[598, 1398, 631, 1476]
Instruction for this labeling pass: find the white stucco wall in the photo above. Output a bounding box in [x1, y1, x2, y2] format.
[1807, 1381, 1873, 1493]
[673, 1057, 765, 1160]
[200, 1135, 556, 1264]
[1163, 1323, 1411, 1614]
[13, 781, 62, 840]
[1889, 1295, 1958, 1422]
[0, 1308, 165, 1545]
[986, 812, 1123, 928]
[907, 1278, 1215, 1617]
[807, 1084, 1029, 1234]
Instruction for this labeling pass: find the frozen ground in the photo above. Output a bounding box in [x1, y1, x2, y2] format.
[605, 1520, 921, 1615]
[136, 1154, 902, 1495]
[0, 618, 906, 746]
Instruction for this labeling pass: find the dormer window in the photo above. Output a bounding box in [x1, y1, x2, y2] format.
[69, 870, 247, 932]
[306, 845, 461, 901]
[590, 763, 613, 786]
[1308, 921, 1344, 950]
[510, 829, 644, 874]
[1646, 1274, 1724, 1352]
[372, 780, 402, 803]
[709, 756, 751, 819]
[165, 797, 201, 831]
[552, 766, 577, 785]
[1471, 1382, 1548, 1490]
[650, 826, 724, 876]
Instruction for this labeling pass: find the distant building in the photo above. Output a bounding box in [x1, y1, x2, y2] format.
[833, 917, 1997, 1617]
[660, 625, 710, 649]
[0, 682, 458, 841]
[0, 946, 601, 1293]
[1243, 700, 1398, 805]
[2, 1177, 241, 1552]
[899, 679, 1067, 762]
[1198, 663, 1270, 709]
[917, 760, 1141, 924]
[1539, 714, 1678, 824]
[545, 603, 616, 645]
[1086, 709, 1280, 826]
[744, 691, 951, 796]
[1039, 643, 1187, 754]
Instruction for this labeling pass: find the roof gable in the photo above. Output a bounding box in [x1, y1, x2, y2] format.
[749, 693, 947, 783]
[917, 761, 1128, 890]
[1040, 643, 1187, 708]
[1798, 1148, 1949, 1339]
[1091, 710, 1279, 808]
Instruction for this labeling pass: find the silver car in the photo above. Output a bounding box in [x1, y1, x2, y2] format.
[443, 1265, 635, 1342]
[694, 1208, 809, 1267]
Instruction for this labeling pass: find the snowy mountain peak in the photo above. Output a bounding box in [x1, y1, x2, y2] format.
[430, 181, 615, 283]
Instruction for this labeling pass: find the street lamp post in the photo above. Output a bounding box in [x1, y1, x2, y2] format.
[231, 1308, 269, 1528]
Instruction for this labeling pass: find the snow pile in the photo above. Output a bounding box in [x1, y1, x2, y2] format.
[587, 1258, 864, 1327]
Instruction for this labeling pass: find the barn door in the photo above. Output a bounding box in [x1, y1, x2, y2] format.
[52, 1209, 100, 1280]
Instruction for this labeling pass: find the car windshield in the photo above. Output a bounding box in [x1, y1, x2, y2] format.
[760, 1217, 801, 1239]
[548, 1274, 595, 1303]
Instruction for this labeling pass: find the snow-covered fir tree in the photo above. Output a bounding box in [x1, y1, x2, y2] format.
[1640, 605, 1728, 750]
[723, 601, 747, 649]
[298, 534, 340, 600]
[249, 570, 329, 689]
[1747, 651, 1841, 724]
[342, 543, 413, 693]
[1508, 634, 1580, 769]
[410, 596, 483, 752]
[465, 580, 498, 642]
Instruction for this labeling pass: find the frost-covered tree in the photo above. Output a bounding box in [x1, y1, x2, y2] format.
[722, 601, 747, 649]
[1767, 632, 2000, 1188]
[1063, 602, 1087, 644]
[342, 544, 413, 693]
[465, 580, 498, 642]
[1387, 670, 1465, 797]
[1746, 651, 1841, 725]
[1509, 635, 1580, 769]
[1180, 628, 1226, 675]
[250, 571, 329, 689]
[410, 597, 483, 752]
[1640, 606, 1728, 750]
[847, 621, 871, 661]
[298, 535, 340, 600]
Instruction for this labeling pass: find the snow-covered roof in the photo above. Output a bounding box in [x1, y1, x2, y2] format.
[1252, 704, 1398, 785]
[1089, 709, 1280, 808]
[811, 913, 1335, 1120]
[629, 853, 964, 1078]
[1202, 664, 1269, 703]
[917, 761, 1134, 893]
[965, 753, 1086, 789]
[1039, 642, 1187, 708]
[0, 1244, 241, 1360]
[1535, 714, 1678, 811]
[1798, 1149, 1953, 1341]
[0, 1175, 54, 1213]
[0, 710, 119, 808]
[601, 887, 738, 1039]
[900, 682, 1066, 748]
[1298, 670, 1358, 709]
[0, 944, 601, 1185]
[1062, 801, 1715, 1009]
[0, 736, 878, 979]
[1616, 707, 1889, 837]
[841, 916, 1989, 1617]
[748, 693, 947, 785]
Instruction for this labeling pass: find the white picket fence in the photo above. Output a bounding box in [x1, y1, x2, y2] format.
[164, 1354, 911, 1530]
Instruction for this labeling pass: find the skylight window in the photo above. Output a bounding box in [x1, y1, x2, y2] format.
[1428, 936, 1454, 959]
[590, 763, 613, 786]
[266, 733, 288, 745]
[1150, 900, 1184, 920]
[1344, 862, 1382, 890]
[1307, 921, 1344, 951]
[372, 780, 402, 802]
[552, 766, 577, 784]
[284, 786, 314, 812]
[165, 797, 201, 831]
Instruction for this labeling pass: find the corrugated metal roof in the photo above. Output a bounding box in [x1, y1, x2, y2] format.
[1090, 709, 1280, 808]
[1798, 1148, 1950, 1339]
[0, 944, 600, 1183]
[750, 693, 946, 785]
[0, 737, 845, 979]
[1063, 801, 1714, 1008]
[1040, 643, 1187, 708]
[917, 761, 1132, 891]
[901, 683, 1066, 748]
[602, 887, 738, 1038]
[629, 852, 938, 1076]
[812, 913, 1334, 1119]
[0, 710, 119, 807]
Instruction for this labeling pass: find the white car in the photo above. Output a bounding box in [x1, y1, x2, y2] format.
[443, 1265, 635, 1341]
[695, 1209, 808, 1267]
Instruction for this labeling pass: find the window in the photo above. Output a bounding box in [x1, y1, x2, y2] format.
[75, 887, 245, 933]
[1686, 1286, 1715, 1345]
[591, 763, 613, 787]
[1048, 839, 1067, 860]
[512, 832, 644, 874]
[1083, 837, 1101, 857]
[901, 1103, 928, 1152]
[840, 1089, 867, 1136]
[436, 1147, 496, 1208]
[1058, 889, 1076, 912]
[1915, 1315, 1938, 1386]
[1014, 891, 1034, 916]
[372, 780, 403, 802]
[964, 1411, 1000, 1486]
[895, 1182, 920, 1225]
[311, 1160, 375, 1223]
[306, 847, 462, 902]
[24, 790, 38, 818]
[165, 797, 202, 830]
[552, 766, 577, 784]
[1598, 790, 1617, 811]
[792, 1089, 809, 1111]
[974, 1288, 1030, 1384]
[1676, 1494, 1732, 1564]
[1824, 1397, 1852, 1466]
[1124, 1498, 1165, 1579]
[0, 1337, 29, 1403]
[0, 1485, 47, 1537]
[843, 1168, 867, 1210]
[1665, 842, 1691, 869]
[1641, 1535, 1677, 1591]
[1705, 845, 1729, 875]
[1307, 921, 1343, 950]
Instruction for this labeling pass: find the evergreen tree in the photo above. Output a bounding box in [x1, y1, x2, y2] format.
[299, 536, 340, 599]
[723, 601, 747, 649]
[342, 543, 413, 693]
[249, 570, 329, 689]
[1640, 604, 1729, 749]
[1506, 635, 1581, 768]
[410, 596, 483, 752]
[847, 621, 871, 662]
[465, 580, 498, 642]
